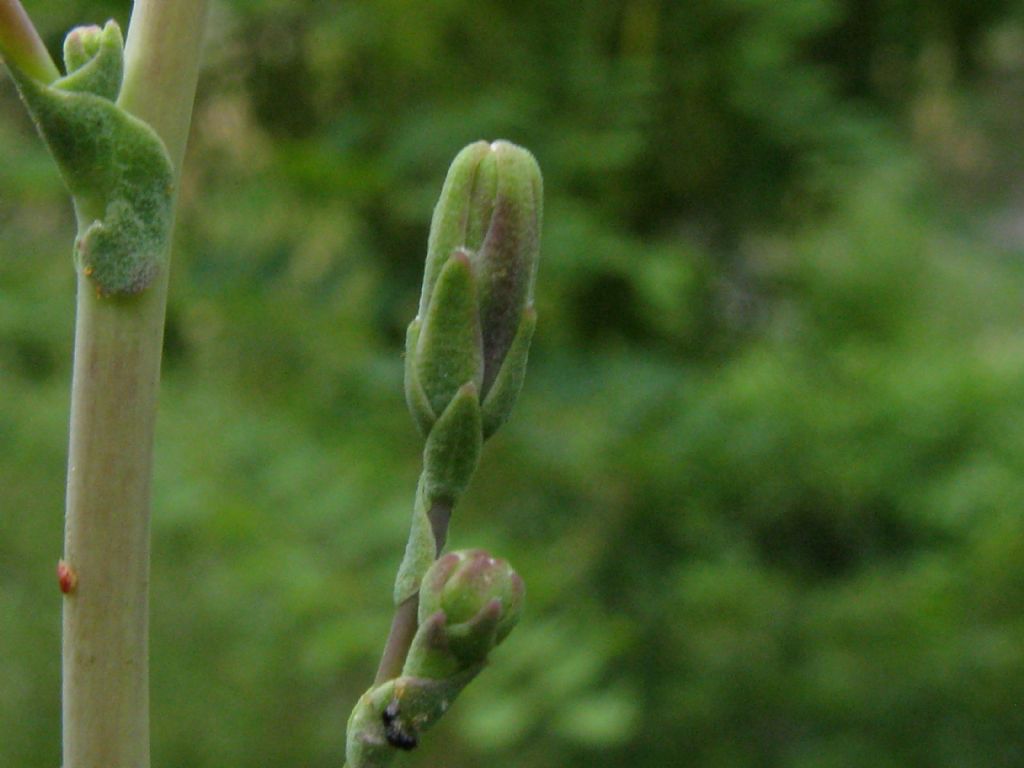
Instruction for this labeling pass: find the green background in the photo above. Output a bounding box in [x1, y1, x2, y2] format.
[3, 1, 1024, 766]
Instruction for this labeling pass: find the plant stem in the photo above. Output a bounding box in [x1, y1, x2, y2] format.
[374, 596, 420, 685]
[373, 500, 452, 684]
[119, 0, 208, 176]
[0, 0, 59, 83]
[61, 2, 206, 767]
[62, 284, 166, 768]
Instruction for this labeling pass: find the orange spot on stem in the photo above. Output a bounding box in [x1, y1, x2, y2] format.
[57, 560, 78, 594]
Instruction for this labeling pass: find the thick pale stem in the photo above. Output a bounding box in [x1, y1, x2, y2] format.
[62, 284, 165, 768]
[119, 0, 208, 176]
[60, 2, 207, 767]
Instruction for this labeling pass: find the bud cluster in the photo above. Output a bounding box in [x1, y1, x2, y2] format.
[347, 550, 524, 768]
[394, 140, 543, 604]
[350, 141, 541, 768]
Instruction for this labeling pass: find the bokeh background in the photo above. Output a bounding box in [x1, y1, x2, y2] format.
[3, 1, 1024, 766]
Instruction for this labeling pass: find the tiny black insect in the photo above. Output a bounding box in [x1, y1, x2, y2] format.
[382, 700, 418, 751]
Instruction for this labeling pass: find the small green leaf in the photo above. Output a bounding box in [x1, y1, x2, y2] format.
[393, 478, 437, 605]
[5, 20, 173, 296]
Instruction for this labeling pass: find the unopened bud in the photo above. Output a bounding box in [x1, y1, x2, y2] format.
[419, 549, 524, 646]
[59, 21, 123, 101]
[406, 140, 542, 439]
[63, 26, 102, 70]
[349, 551, 525, 767]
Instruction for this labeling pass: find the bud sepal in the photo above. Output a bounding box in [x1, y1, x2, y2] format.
[422, 382, 482, 508]
[412, 251, 484, 426]
[481, 305, 537, 439]
[418, 549, 524, 653]
[403, 317, 433, 437]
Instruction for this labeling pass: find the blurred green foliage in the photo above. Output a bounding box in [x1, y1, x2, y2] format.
[3, 1, 1024, 766]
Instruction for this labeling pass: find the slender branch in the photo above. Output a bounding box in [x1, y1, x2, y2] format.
[0, 0, 59, 82]
[373, 500, 452, 684]
[60, 3, 207, 768]
[374, 596, 419, 685]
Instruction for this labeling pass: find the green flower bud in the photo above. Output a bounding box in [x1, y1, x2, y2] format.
[406, 140, 542, 439]
[349, 552, 525, 767]
[418, 549, 524, 647]
[60, 23, 122, 101]
[63, 25, 102, 70]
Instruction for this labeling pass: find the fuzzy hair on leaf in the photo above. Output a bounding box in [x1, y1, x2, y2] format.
[5, 21, 173, 296]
